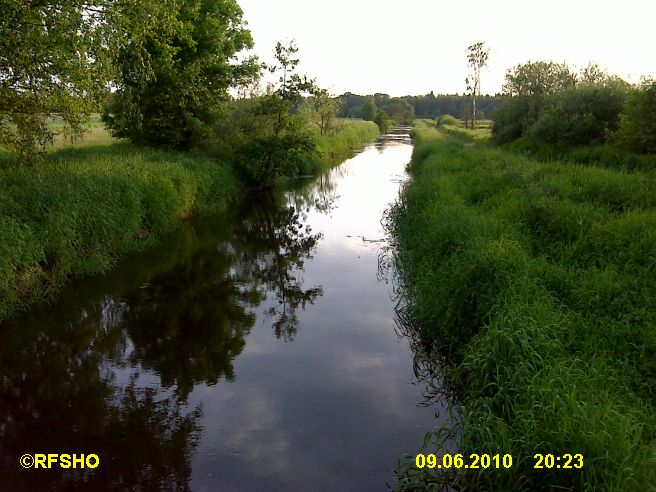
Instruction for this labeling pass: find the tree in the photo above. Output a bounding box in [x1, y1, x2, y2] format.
[305, 89, 342, 136]
[386, 98, 415, 124]
[234, 40, 319, 188]
[362, 97, 377, 121]
[103, 0, 257, 150]
[0, 1, 106, 162]
[527, 83, 628, 145]
[374, 111, 393, 133]
[465, 42, 490, 129]
[503, 61, 576, 97]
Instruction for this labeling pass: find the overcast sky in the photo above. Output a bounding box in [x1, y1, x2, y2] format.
[237, 0, 655, 97]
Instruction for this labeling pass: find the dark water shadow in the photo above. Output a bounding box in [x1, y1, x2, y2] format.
[0, 194, 324, 490]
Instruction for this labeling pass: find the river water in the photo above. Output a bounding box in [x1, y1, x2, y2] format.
[0, 130, 445, 491]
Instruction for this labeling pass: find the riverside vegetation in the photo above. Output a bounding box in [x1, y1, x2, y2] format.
[391, 119, 656, 490]
[0, 117, 378, 323]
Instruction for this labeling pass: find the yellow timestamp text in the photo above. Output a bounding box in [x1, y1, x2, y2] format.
[415, 453, 513, 470]
[534, 453, 583, 469]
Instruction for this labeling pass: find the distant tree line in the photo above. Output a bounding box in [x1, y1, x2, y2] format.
[338, 92, 505, 122]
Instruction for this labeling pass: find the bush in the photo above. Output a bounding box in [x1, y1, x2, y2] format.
[493, 77, 629, 148]
[528, 83, 627, 146]
[614, 79, 656, 154]
[374, 111, 393, 133]
[492, 96, 545, 144]
[436, 114, 459, 127]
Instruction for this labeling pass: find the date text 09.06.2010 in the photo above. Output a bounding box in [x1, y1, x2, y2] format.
[415, 454, 512, 470]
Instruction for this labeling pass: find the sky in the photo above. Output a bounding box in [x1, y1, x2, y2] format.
[237, 0, 656, 97]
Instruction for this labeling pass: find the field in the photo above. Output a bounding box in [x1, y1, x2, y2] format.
[49, 114, 117, 148]
[391, 121, 656, 490]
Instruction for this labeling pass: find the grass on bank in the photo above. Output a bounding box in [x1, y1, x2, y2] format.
[392, 121, 656, 490]
[0, 143, 238, 323]
[315, 118, 379, 166]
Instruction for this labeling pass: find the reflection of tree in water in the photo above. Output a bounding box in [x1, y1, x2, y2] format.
[121, 247, 257, 400]
[0, 308, 201, 491]
[288, 158, 359, 216]
[230, 196, 323, 341]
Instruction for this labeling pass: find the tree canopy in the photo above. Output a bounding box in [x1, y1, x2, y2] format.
[503, 61, 577, 97]
[103, 0, 257, 150]
[615, 78, 656, 154]
[0, 1, 105, 161]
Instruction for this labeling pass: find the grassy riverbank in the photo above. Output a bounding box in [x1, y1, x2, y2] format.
[0, 119, 378, 323]
[0, 143, 238, 322]
[316, 119, 379, 164]
[392, 121, 656, 490]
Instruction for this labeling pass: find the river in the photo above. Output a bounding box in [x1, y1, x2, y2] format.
[0, 129, 446, 491]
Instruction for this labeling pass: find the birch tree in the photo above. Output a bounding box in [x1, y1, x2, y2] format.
[465, 42, 490, 129]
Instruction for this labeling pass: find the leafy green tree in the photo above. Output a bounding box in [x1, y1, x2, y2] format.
[0, 1, 106, 162]
[615, 78, 656, 154]
[362, 97, 377, 121]
[503, 61, 576, 97]
[528, 82, 628, 145]
[374, 93, 391, 108]
[494, 62, 631, 146]
[465, 41, 490, 128]
[386, 98, 415, 124]
[374, 111, 393, 133]
[347, 106, 363, 119]
[103, 0, 256, 150]
[233, 41, 319, 188]
[305, 89, 343, 135]
[338, 92, 366, 118]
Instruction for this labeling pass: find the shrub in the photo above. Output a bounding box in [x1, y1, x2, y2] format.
[527, 83, 627, 146]
[614, 79, 656, 154]
[492, 96, 545, 144]
[436, 114, 459, 127]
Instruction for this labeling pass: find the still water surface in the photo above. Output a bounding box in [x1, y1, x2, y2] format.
[0, 131, 444, 491]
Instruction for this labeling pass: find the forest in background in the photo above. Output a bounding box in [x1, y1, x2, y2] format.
[337, 91, 505, 122]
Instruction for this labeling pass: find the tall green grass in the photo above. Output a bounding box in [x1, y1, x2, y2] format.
[315, 119, 379, 164]
[0, 143, 237, 322]
[507, 136, 656, 173]
[391, 121, 656, 490]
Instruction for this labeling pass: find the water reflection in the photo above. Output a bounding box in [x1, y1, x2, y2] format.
[0, 305, 202, 490]
[0, 196, 323, 489]
[230, 199, 323, 342]
[375, 127, 413, 153]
